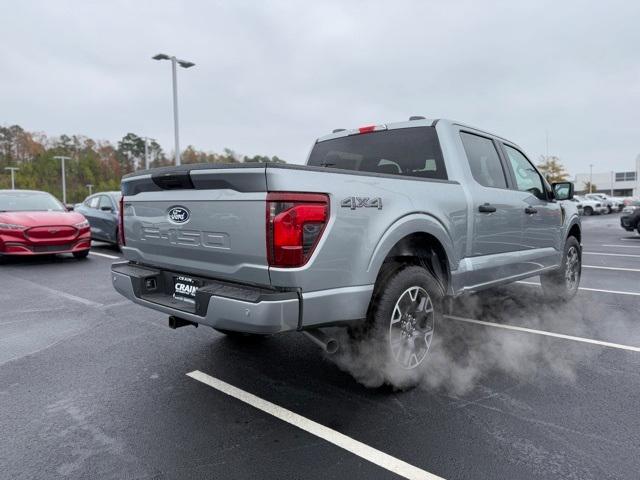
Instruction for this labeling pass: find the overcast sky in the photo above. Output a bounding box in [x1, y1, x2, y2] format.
[1, 1, 639, 175]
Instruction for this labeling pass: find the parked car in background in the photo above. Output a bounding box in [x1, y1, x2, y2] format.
[620, 200, 640, 234]
[574, 195, 606, 216]
[585, 193, 622, 213]
[619, 196, 640, 206]
[0, 189, 91, 260]
[75, 191, 122, 248]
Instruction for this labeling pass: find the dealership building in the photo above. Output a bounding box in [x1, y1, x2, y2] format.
[573, 155, 640, 197]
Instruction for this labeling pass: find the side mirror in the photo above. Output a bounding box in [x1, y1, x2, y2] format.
[101, 206, 113, 212]
[66, 204, 74, 211]
[552, 181, 574, 201]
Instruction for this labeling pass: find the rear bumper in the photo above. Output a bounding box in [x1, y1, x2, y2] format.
[111, 262, 373, 334]
[112, 262, 300, 334]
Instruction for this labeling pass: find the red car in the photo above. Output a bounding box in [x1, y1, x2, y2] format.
[0, 189, 91, 260]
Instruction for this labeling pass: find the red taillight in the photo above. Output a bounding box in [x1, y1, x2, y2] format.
[118, 196, 126, 246]
[266, 192, 329, 268]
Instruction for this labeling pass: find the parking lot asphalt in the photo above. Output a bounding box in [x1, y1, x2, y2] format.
[1, 213, 639, 480]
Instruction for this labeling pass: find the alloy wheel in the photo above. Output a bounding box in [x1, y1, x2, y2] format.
[389, 286, 435, 369]
[565, 246, 581, 291]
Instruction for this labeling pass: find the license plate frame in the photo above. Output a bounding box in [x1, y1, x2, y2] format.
[173, 275, 201, 304]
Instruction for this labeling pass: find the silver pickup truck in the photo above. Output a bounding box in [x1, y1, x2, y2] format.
[112, 118, 581, 374]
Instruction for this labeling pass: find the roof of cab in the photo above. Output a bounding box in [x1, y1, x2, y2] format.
[316, 117, 518, 147]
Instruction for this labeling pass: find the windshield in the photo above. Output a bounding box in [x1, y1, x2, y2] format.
[0, 191, 66, 212]
[307, 126, 447, 180]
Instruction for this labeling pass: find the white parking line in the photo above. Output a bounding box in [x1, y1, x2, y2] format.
[445, 315, 640, 353]
[583, 251, 640, 258]
[601, 244, 640, 249]
[516, 280, 640, 297]
[186, 370, 444, 480]
[89, 251, 120, 259]
[583, 265, 640, 273]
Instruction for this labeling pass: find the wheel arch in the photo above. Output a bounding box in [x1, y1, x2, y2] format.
[367, 215, 455, 294]
[567, 221, 581, 243]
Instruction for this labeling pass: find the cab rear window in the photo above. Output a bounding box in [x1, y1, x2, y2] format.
[307, 127, 447, 180]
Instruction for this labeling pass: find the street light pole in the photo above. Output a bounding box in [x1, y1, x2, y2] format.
[53, 156, 71, 204]
[610, 171, 613, 197]
[171, 58, 180, 166]
[589, 164, 594, 193]
[141, 137, 151, 170]
[152, 53, 195, 166]
[4, 167, 19, 189]
[86, 184, 93, 196]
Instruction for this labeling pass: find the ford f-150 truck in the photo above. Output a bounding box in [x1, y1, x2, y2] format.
[111, 118, 581, 375]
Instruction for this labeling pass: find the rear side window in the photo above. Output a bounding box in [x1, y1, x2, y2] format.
[307, 127, 447, 180]
[460, 132, 507, 189]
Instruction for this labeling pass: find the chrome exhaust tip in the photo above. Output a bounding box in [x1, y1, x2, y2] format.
[302, 329, 339, 354]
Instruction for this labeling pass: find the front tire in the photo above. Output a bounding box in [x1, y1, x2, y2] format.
[540, 236, 581, 301]
[73, 250, 90, 260]
[583, 206, 593, 216]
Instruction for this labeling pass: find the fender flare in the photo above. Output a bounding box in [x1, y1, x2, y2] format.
[565, 216, 582, 241]
[366, 213, 457, 284]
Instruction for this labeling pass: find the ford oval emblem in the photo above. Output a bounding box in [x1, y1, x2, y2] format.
[168, 206, 190, 224]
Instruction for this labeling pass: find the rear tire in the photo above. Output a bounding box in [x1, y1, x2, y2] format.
[73, 250, 90, 260]
[350, 264, 443, 389]
[540, 236, 581, 301]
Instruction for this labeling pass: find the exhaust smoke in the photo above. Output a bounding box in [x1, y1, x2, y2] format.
[328, 285, 631, 394]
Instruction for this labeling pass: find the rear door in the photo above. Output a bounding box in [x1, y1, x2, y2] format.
[82, 195, 103, 239]
[121, 166, 270, 285]
[96, 195, 117, 242]
[459, 131, 526, 256]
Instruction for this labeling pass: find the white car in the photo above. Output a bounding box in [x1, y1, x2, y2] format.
[574, 195, 607, 216]
[585, 193, 623, 213]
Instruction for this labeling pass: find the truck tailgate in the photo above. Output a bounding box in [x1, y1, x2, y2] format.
[121, 166, 270, 285]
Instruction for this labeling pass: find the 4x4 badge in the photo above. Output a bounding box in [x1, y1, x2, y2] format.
[341, 197, 383, 210]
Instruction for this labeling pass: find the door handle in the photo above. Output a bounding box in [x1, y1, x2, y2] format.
[524, 206, 538, 214]
[478, 203, 497, 213]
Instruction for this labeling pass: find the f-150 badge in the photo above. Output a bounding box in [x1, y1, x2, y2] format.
[341, 197, 383, 210]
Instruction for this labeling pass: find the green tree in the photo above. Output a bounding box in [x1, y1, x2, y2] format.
[116, 133, 165, 172]
[243, 154, 285, 163]
[537, 156, 568, 183]
[0, 124, 283, 200]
